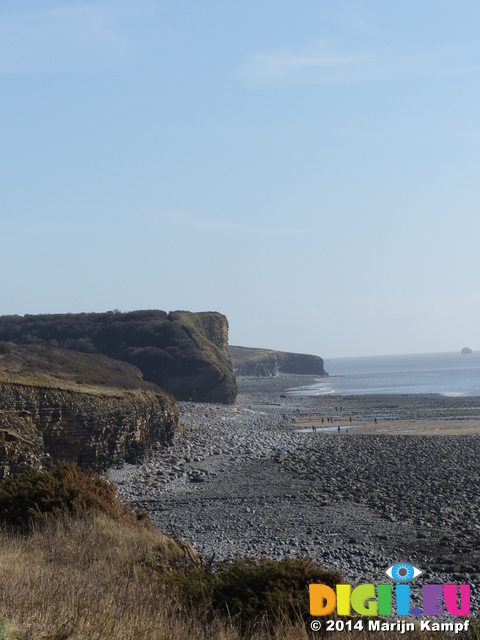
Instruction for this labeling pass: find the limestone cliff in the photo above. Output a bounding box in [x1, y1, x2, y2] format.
[229, 346, 327, 377]
[0, 343, 177, 476]
[0, 310, 237, 404]
[169, 311, 237, 403]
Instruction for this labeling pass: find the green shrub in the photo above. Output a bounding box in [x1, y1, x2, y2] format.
[0, 461, 135, 531]
[0, 617, 19, 640]
[174, 554, 342, 632]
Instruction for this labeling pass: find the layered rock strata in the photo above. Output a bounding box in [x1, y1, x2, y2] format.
[0, 383, 176, 476]
[229, 345, 327, 377]
[0, 343, 177, 476]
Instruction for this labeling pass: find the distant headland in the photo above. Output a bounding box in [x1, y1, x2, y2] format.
[229, 345, 327, 377]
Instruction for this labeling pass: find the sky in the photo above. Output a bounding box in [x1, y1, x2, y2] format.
[2, 1, 480, 358]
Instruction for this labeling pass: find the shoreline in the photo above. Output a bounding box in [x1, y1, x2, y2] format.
[108, 374, 480, 616]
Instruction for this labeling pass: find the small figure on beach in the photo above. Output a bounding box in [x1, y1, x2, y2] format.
[337, 425, 340, 432]
[374, 418, 377, 424]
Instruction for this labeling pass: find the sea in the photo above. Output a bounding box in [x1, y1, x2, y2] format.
[288, 351, 480, 397]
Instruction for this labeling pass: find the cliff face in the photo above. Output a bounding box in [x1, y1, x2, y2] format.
[0, 310, 237, 404]
[229, 346, 327, 377]
[169, 311, 237, 403]
[0, 384, 176, 476]
[0, 343, 177, 477]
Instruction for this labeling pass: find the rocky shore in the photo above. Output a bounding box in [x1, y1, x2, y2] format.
[108, 374, 480, 616]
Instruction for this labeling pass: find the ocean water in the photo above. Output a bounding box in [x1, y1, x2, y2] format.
[288, 351, 480, 397]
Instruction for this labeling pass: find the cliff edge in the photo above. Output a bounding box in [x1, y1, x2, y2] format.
[229, 345, 327, 377]
[0, 342, 177, 476]
[0, 310, 237, 404]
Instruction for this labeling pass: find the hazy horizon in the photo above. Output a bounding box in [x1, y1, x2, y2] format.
[323, 348, 478, 361]
[2, 1, 479, 358]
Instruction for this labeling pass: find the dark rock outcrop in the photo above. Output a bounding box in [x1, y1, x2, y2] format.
[0, 343, 177, 476]
[229, 346, 327, 377]
[461, 347, 472, 354]
[0, 310, 237, 404]
[166, 311, 237, 403]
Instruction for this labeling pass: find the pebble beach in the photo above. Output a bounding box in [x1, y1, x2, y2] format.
[108, 374, 480, 617]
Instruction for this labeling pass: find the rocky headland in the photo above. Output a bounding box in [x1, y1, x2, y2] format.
[0, 310, 237, 404]
[108, 374, 480, 617]
[230, 345, 327, 377]
[0, 342, 177, 475]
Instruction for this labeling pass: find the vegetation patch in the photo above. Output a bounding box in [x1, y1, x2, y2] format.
[0, 341, 162, 395]
[0, 461, 138, 531]
[174, 555, 342, 633]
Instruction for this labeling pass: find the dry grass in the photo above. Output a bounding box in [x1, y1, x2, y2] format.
[0, 342, 163, 397]
[0, 515, 220, 640]
[0, 515, 475, 640]
[0, 515, 308, 640]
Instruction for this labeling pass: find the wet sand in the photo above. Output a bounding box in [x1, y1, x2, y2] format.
[295, 415, 480, 435]
[237, 372, 480, 434]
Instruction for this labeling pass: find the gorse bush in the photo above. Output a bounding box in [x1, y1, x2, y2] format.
[0, 461, 137, 531]
[175, 555, 343, 632]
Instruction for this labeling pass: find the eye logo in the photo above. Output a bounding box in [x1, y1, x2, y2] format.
[309, 562, 470, 618]
[386, 563, 422, 582]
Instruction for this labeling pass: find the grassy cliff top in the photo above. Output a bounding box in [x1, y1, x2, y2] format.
[229, 345, 318, 362]
[0, 342, 164, 397]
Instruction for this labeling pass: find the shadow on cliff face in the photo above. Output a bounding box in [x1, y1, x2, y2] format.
[0, 310, 237, 404]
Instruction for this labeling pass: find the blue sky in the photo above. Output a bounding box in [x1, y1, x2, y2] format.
[2, 1, 480, 357]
